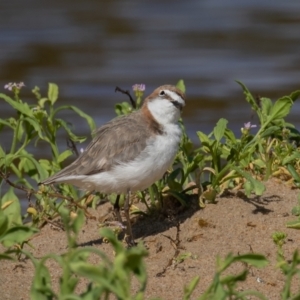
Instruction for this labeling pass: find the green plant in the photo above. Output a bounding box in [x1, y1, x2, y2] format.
[272, 231, 300, 299]
[0, 82, 97, 226]
[195, 82, 300, 205]
[185, 253, 269, 300]
[279, 250, 300, 299]
[236, 82, 300, 183]
[0, 201, 38, 260]
[272, 231, 287, 261]
[25, 208, 148, 300]
[196, 117, 265, 203]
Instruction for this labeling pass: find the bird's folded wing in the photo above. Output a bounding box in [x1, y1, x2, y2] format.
[42, 112, 153, 184]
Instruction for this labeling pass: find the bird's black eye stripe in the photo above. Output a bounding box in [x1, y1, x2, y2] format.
[159, 90, 165, 96]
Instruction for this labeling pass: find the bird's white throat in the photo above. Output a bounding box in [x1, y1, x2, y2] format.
[147, 97, 182, 125]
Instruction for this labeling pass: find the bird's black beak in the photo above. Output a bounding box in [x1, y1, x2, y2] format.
[171, 101, 183, 111]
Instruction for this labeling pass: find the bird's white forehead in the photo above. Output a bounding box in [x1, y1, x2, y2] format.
[164, 90, 185, 106]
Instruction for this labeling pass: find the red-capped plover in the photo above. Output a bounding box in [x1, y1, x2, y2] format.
[42, 85, 186, 245]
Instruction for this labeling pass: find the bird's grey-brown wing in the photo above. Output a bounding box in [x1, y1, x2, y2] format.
[42, 112, 153, 184]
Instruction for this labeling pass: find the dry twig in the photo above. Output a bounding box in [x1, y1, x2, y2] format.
[115, 86, 136, 109]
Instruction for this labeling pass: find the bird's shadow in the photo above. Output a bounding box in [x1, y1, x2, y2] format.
[131, 194, 200, 240]
[77, 194, 200, 247]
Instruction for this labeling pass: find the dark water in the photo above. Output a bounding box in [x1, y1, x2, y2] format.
[0, 1, 300, 207]
[1, 0, 300, 140]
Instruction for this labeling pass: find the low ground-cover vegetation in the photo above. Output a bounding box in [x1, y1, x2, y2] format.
[0, 81, 300, 299]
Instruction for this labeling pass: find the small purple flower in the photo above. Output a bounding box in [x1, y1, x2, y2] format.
[244, 122, 257, 130]
[132, 84, 146, 92]
[4, 82, 25, 91]
[4, 83, 12, 90]
[241, 121, 257, 135]
[18, 82, 25, 89]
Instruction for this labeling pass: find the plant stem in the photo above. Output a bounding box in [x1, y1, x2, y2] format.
[10, 117, 22, 154]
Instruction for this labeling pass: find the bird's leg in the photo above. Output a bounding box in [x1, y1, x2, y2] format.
[124, 190, 135, 246]
[113, 194, 123, 224]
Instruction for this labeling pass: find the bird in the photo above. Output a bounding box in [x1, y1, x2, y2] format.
[41, 85, 186, 245]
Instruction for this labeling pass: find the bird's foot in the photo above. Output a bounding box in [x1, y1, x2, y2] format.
[124, 233, 137, 247]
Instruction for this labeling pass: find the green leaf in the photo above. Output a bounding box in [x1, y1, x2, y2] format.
[269, 96, 293, 121]
[176, 252, 192, 263]
[57, 149, 73, 164]
[167, 168, 184, 191]
[288, 126, 300, 141]
[260, 97, 273, 117]
[244, 181, 252, 197]
[123, 248, 148, 285]
[233, 254, 268, 267]
[70, 261, 104, 281]
[166, 190, 188, 207]
[183, 276, 200, 300]
[287, 164, 300, 183]
[252, 159, 265, 168]
[47, 83, 59, 105]
[176, 79, 186, 93]
[214, 283, 226, 299]
[55, 118, 87, 143]
[224, 128, 236, 143]
[259, 126, 280, 138]
[291, 206, 300, 216]
[38, 97, 49, 108]
[286, 220, 300, 229]
[185, 156, 203, 177]
[213, 118, 228, 142]
[0, 119, 14, 129]
[99, 228, 124, 254]
[197, 131, 211, 145]
[114, 102, 132, 116]
[232, 167, 265, 196]
[72, 209, 85, 235]
[0, 146, 6, 164]
[17, 153, 48, 181]
[0, 225, 38, 247]
[236, 81, 260, 114]
[220, 270, 248, 284]
[0, 253, 14, 260]
[38, 159, 53, 175]
[0, 94, 33, 118]
[19, 156, 38, 180]
[23, 116, 45, 140]
[0, 153, 14, 167]
[289, 90, 300, 102]
[1, 188, 22, 226]
[0, 210, 9, 237]
[201, 187, 217, 203]
[282, 152, 300, 165]
[17, 119, 24, 142]
[31, 261, 54, 299]
[54, 105, 96, 133]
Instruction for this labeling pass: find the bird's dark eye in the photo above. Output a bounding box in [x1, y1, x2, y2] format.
[159, 90, 165, 96]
